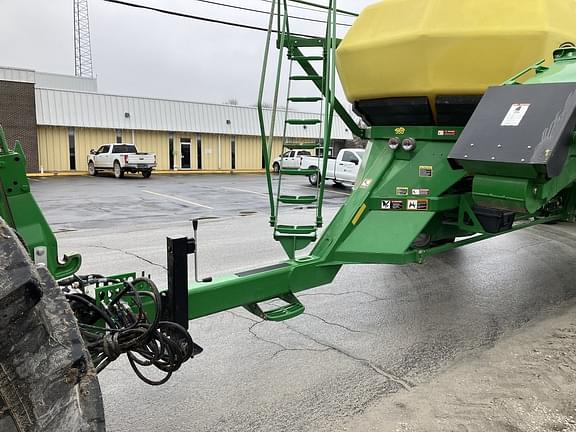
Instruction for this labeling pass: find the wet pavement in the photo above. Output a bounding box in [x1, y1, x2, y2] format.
[30, 173, 350, 231]
[31, 174, 576, 432]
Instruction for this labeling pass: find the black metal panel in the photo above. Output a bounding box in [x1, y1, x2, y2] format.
[448, 83, 576, 177]
[166, 236, 195, 330]
[353, 97, 433, 126]
[436, 95, 482, 126]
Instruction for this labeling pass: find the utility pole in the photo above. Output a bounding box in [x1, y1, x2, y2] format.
[74, 0, 94, 77]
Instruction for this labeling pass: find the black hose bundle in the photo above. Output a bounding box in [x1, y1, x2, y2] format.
[60, 276, 198, 385]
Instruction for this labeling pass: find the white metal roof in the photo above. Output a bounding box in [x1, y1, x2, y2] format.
[0, 66, 98, 92]
[35, 88, 353, 139]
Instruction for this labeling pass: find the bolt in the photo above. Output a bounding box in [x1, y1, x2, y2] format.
[464, 155, 468, 158]
[521, 158, 526, 162]
[527, 145, 532, 149]
[491, 157, 496, 160]
[470, 143, 475, 147]
[497, 144, 502, 148]
[533, 187, 538, 195]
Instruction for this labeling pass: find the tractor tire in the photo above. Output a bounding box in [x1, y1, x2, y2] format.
[113, 161, 124, 179]
[0, 220, 105, 432]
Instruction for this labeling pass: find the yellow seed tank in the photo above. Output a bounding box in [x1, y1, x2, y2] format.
[336, 0, 576, 106]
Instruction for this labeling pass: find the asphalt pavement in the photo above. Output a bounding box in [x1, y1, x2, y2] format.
[30, 173, 576, 432]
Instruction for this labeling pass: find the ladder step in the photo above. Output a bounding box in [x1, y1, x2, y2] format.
[280, 168, 318, 176]
[278, 195, 317, 205]
[285, 143, 320, 149]
[275, 225, 317, 235]
[290, 75, 322, 82]
[286, 119, 322, 125]
[292, 55, 324, 61]
[288, 97, 323, 103]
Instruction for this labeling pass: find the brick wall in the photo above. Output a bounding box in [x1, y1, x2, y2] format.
[0, 81, 39, 172]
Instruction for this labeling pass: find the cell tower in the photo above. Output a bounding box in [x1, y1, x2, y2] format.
[74, 0, 94, 77]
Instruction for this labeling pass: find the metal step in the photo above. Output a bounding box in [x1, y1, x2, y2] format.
[292, 55, 324, 61]
[275, 225, 317, 235]
[278, 195, 317, 205]
[288, 97, 322, 103]
[280, 168, 318, 176]
[290, 75, 322, 82]
[284, 142, 320, 149]
[286, 119, 322, 125]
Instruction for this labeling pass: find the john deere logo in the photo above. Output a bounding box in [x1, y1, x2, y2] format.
[395, 127, 406, 135]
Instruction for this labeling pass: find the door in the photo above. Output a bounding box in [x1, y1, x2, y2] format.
[180, 139, 191, 169]
[93, 145, 110, 168]
[336, 150, 360, 182]
[284, 151, 297, 168]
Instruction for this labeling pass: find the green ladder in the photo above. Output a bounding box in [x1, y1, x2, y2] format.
[257, 0, 339, 259]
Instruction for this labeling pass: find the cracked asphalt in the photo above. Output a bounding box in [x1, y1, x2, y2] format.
[31, 174, 576, 431]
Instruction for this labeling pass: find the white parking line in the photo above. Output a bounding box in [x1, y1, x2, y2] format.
[222, 187, 268, 197]
[28, 178, 40, 182]
[142, 190, 214, 209]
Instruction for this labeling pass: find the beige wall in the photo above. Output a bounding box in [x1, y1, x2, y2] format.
[37, 126, 313, 172]
[37, 126, 68, 172]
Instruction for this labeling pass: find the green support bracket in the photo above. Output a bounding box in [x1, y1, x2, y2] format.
[0, 128, 81, 279]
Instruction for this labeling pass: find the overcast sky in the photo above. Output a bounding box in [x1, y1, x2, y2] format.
[0, 0, 374, 108]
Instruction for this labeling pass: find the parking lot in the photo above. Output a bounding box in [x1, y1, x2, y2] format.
[31, 173, 350, 231]
[32, 173, 576, 432]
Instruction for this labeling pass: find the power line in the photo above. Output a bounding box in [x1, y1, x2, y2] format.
[255, 0, 357, 18]
[189, 0, 352, 27]
[101, 0, 326, 37]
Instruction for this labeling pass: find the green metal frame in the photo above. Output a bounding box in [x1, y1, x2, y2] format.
[0, 129, 81, 279]
[4, 3, 576, 336]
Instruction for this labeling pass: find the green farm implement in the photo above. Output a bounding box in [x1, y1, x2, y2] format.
[3, 0, 576, 430]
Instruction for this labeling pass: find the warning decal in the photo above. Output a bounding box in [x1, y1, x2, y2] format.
[396, 187, 409, 196]
[407, 199, 429, 211]
[419, 166, 433, 177]
[501, 103, 530, 127]
[412, 188, 430, 197]
[381, 200, 404, 210]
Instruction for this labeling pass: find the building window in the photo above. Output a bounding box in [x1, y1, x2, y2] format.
[231, 136, 236, 170]
[196, 133, 203, 170]
[68, 127, 76, 170]
[168, 132, 174, 170]
[115, 129, 122, 143]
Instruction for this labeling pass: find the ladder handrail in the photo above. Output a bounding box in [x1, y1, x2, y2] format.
[257, 0, 279, 224]
[316, 0, 337, 225]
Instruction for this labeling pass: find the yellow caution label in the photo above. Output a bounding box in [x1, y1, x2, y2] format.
[352, 203, 367, 226]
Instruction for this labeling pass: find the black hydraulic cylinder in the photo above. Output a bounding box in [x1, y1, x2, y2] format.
[166, 236, 196, 330]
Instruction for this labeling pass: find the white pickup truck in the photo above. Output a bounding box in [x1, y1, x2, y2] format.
[88, 144, 156, 179]
[272, 149, 313, 173]
[300, 148, 365, 186]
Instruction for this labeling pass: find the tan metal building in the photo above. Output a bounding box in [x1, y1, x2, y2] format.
[0, 66, 352, 173]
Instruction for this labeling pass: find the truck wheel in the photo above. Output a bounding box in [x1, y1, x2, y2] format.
[308, 168, 320, 186]
[113, 161, 124, 179]
[0, 220, 105, 432]
[88, 162, 97, 176]
[272, 162, 280, 174]
[142, 170, 152, 178]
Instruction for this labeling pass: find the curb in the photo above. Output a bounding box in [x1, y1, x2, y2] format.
[27, 169, 268, 178]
